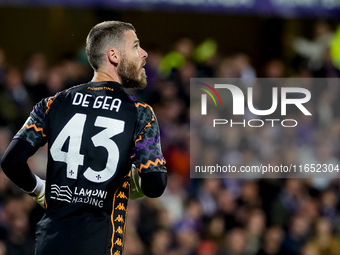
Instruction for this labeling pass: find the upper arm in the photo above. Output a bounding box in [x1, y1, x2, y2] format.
[131, 102, 167, 175]
[15, 96, 56, 148]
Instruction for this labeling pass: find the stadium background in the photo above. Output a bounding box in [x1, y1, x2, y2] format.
[0, 1, 340, 255]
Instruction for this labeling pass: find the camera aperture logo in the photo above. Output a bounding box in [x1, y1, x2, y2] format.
[197, 82, 223, 113]
[197, 82, 312, 128]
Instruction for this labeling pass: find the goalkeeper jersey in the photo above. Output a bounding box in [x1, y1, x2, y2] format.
[14, 81, 166, 255]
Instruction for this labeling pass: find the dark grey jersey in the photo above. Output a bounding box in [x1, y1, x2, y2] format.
[15, 81, 166, 255]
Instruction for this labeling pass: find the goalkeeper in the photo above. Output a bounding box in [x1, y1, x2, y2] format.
[1, 21, 167, 255]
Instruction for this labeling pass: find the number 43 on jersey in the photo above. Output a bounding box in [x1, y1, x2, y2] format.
[50, 113, 125, 183]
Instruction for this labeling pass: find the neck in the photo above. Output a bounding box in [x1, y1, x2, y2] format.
[91, 70, 121, 84]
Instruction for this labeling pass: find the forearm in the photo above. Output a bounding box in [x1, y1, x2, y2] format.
[1, 139, 38, 192]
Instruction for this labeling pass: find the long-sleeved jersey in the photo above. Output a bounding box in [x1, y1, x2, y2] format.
[14, 81, 166, 255]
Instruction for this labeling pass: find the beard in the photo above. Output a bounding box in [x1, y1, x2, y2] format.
[118, 57, 147, 89]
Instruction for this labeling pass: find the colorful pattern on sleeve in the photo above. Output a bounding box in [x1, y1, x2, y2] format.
[14, 96, 56, 148]
[131, 101, 166, 174]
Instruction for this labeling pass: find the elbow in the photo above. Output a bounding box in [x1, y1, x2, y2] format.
[141, 172, 167, 198]
[1, 140, 27, 175]
[1, 151, 13, 174]
[142, 185, 166, 198]
[1, 152, 23, 179]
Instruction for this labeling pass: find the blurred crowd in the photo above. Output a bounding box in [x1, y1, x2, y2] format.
[1, 19, 340, 255]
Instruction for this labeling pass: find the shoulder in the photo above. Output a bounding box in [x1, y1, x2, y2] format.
[128, 96, 158, 138]
[34, 94, 59, 117]
[133, 98, 156, 126]
[130, 96, 155, 117]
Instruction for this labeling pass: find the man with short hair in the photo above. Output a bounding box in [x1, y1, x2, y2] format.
[1, 21, 167, 255]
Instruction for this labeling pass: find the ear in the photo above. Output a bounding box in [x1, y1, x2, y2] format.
[107, 48, 120, 65]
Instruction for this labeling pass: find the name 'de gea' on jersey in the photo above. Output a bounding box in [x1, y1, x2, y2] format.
[72, 92, 122, 112]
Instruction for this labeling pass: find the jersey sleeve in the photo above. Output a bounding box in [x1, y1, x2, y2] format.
[131, 102, 167, 175]
[14, 95, 56, 148]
